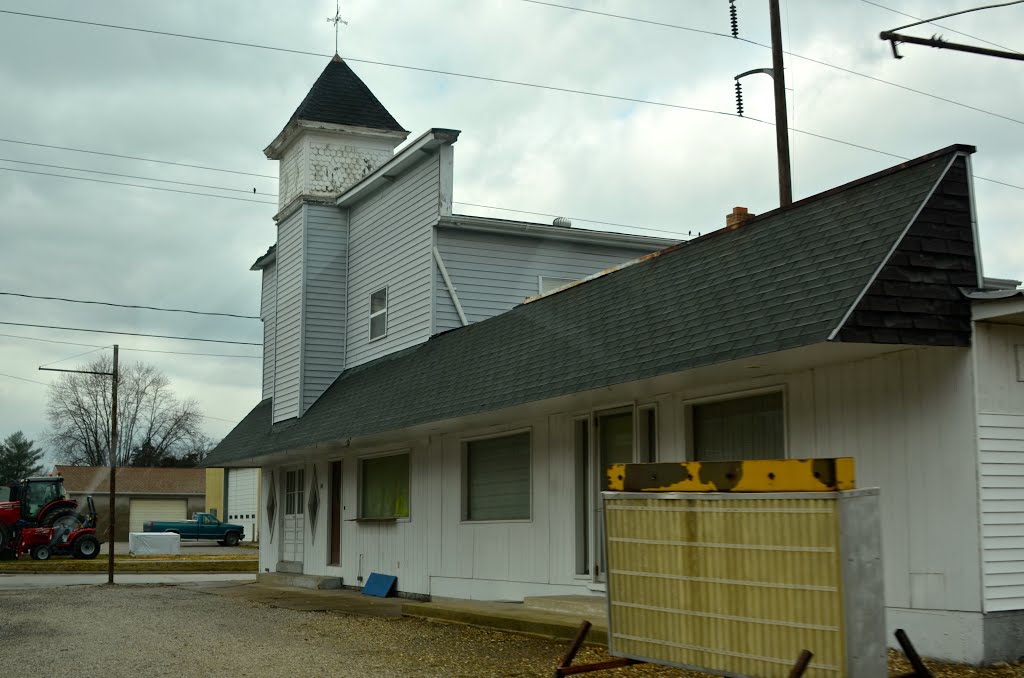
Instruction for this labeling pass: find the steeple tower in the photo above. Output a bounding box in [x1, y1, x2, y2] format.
[261, 58, 409, 423]
[265, 56, 409, 218]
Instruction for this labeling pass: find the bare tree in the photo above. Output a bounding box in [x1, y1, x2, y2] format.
[46, 356, 205, 467]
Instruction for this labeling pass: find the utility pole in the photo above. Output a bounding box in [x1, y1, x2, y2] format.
[39, 344, 119, 584]
[733, 1, 793, 207]
[768, 0, 793, 207]
[108, 344, 118, 585]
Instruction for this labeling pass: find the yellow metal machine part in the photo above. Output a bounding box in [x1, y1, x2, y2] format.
[606, 458, 855, 493]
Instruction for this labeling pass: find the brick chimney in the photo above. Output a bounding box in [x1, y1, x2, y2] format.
[726, 206, 755, 229]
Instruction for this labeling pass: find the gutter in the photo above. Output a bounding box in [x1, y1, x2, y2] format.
[438, 215, 678, 249]
[432, 246, 469, 326]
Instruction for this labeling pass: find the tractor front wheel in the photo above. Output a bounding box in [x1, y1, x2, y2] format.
[72, 535, 100, 560]
[31, 545, 51, 561]
[44, 508, 86, 534]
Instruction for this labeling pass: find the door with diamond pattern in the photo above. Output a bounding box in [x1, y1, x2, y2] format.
[282, 467, 305, 564]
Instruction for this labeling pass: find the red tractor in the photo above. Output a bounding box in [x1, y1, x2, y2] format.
[0, 476, 101, 560]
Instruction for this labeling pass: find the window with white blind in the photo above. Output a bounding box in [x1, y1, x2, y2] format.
[464, 431, 531, 521]
[359, 453, 409, 519]
[691, 391, 785, 462]
[369, 287, 388, 341]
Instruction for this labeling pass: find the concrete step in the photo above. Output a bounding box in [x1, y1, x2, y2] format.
[523, 594, 607, 621]
[257, 572, 342, 590]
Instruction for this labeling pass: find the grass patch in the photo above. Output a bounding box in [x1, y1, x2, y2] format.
[0, 559, 257, 574]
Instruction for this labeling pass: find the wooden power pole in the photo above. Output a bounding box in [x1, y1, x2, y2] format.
[768, 0, 793, 207]
[108, 344, 118, 584]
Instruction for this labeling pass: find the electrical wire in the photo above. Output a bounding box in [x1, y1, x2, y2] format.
[39, 344, 110, 368]
[0, 371, 50, 386]
[518, 0, 1024, 127]
[0, 157, 276, 196]
[0, 136, 276, 180]
[888, 0, 1024, 33]
[0, 332, 260, 359]
[0, 166, 277, 206]
[453, 202, 696, 238]
[0, 291, 260, 320]
[859, 0, 1020, 53]
[0, 321, 260, 346]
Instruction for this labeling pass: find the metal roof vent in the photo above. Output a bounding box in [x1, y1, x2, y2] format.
[552, 217, 572, 228]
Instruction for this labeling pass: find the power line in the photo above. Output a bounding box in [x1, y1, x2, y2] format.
[889, 0, 1024, 33]
[39, 344, 110, 368]
[454, 202, 697, 238]
[0, 369, 242, 424]
[0, 291, 260, 320]
[519, 0, 1024, 127]
[0, 332, 260, 359]
[0, 136, 276, 180]
[0, 371, 50, 387]
[0, 166, 277, 206]
[0, 157, 276, 196]
[0, 321, 260, 346]
[0, 12, 1018, 196]
[859, 0, 1020, 53]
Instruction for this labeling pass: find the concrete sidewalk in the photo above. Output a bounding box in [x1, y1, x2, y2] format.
[189, 582, 609, 644]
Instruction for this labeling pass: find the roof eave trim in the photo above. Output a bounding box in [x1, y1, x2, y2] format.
[826, 152, 963, 341]
[437, 215, 679, 248]
[251, 249, 277, 271]
[335, 128, 461, 207]
[264, 119, 411, 160]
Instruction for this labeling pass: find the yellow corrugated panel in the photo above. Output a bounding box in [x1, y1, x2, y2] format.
[606, 458, 855, 493]
[606, 496, 845, 678]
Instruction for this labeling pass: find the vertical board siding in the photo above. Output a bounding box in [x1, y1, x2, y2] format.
[345, 155, 437, 368]
[433, 227, 665, 333]
[272, 208, 305, 422]
[302, 205, 348, 412]
[804, 348, 981, 613]
[261, 264, 277, 401]
[975, 322, 1024, 612]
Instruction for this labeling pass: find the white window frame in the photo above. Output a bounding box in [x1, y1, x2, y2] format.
[538, 275, 576, 295]
[461, 428, 533, 524]
[368, 286, 389, 342]
[682, 385, 788, 461]
[357, 449, 411, 521]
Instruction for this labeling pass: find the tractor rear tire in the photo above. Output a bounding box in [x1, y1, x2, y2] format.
[31, 545, 51, 561]
[72, 535, 100, 560]
[44, 508, 86, 534]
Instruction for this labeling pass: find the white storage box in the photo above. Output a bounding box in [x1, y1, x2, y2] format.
[128, 531, 181, 556]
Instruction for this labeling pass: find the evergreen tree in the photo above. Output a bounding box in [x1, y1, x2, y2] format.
[0, 431, 46, 484]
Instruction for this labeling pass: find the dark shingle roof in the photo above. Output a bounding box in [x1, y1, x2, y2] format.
[287, 55, 405, 133]
[205, 146, 969, 467]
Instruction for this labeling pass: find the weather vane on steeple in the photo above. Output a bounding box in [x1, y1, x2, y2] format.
[326, 0, 348, 55]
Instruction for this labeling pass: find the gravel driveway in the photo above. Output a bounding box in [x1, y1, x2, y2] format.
[0, 584, 691, 677]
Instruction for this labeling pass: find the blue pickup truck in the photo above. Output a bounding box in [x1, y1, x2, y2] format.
[143, 513, 245, 546]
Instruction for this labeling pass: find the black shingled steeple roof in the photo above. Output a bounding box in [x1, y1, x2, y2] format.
[287, 55, 406, 133]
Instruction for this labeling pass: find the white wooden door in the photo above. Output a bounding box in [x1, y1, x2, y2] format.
[282, 468, 305, 563]
[227, 468, 259, 542]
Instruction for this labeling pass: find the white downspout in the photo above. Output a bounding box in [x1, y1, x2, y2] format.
[432, 245, 469, 327]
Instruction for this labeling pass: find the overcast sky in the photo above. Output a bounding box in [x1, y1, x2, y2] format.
[0, 0, 1020, 461]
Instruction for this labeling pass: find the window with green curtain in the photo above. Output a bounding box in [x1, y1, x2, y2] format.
[692, 392, 785, 462]
[360, 453, 410, 519]
[465, 432, 531, 521]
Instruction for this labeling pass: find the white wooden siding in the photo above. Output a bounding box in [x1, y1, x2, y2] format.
[261, 263, 277, 401]
[975, 322, 1024, 611]
[272, 208, 305, 422]
[433, 228, 662, 332]
[263, 345, 983, 613]
[344, 154, 437, 368]
[302, 205, 348, 412]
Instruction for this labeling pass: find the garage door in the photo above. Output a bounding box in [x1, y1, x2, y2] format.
[128, 498, 187, 534]
[227, 468, 259, 542]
